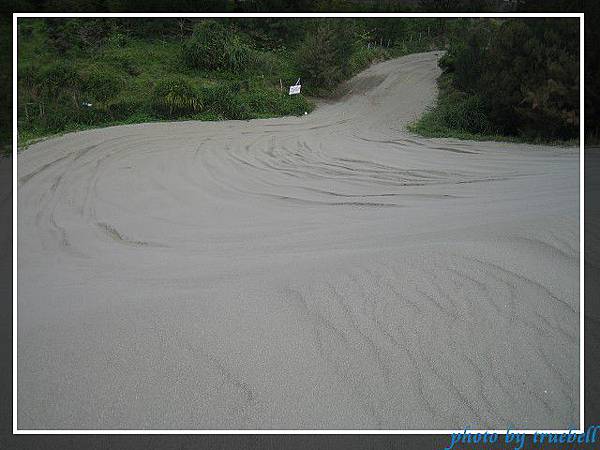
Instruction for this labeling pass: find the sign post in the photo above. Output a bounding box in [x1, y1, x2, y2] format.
[289, 78, 301, 95]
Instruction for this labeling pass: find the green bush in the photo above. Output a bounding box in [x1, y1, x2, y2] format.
[438, 92, 491, 134]
[274, 91, 313, 116]
[182, 20, 253, 73]
[225, 35, 254, 73]
[106, 32, 128, 49]
[151, 77, 202, 118]
[104, 95, 146, 121]
[82, 66, 124, 102]
[45, 18, 115, 54]
[182, 20, 229, 70]
[18, 62, 39, 91]
[241, 87, 311, 117]
[438, 18, 579, 140]
[481, 19, 579, 139]
[438, 47, 457, 72]
[296, 21, 356, 94]
[450, 25, 490, 93]
[38, 60, 83, 93]
[105, 53, 142, 76]
[348, 46, 388, 75]
[202, 81, 250, 120]
[251, 50, 288, 78]
[201, 81, 311, 120]
[235, 18, 307, 49]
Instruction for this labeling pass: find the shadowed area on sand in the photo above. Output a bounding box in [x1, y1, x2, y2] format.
[17, 52, 579, 430]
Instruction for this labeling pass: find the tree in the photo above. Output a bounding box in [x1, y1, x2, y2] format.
[480, 19, 579, 138]
[441, 18, 579, 140]
[296, 20, 356, 93]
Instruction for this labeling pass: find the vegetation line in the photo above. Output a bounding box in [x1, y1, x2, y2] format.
[16, 18, 462, 149]
[16, 17, 580, 150]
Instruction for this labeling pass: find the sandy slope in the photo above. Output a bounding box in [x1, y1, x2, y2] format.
[17, 52, 580, 430]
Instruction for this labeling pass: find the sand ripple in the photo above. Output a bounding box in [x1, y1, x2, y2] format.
[17, 52, 579, 429]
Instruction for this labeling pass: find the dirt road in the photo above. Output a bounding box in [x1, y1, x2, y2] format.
[17, 52, 580, 429]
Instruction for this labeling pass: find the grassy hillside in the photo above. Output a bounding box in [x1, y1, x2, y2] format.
[16, 18, 462, 147]
[17, 20, 310, 145]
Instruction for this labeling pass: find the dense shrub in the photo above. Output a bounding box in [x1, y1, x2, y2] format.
[105, 53, 141, 76]
[151, 77, 202, 118]
[252, 51, 285, 77]
[440, 24, 490, 93]
[182, 20, 229, 70]
[225, 35, 254, 73]
[45, 18, 116, 54]
[437, 18, 579, 141]
[201, 81, 311, 120]
[272, 91, 312, 116]
[182, 20, 253, 73]
[18, 62, 41, 92]
[438, 92, 491, 134]
[82, 66, 124, 102]
[202, 82, 251, 120]
[409, 75, 492, 139]
[348, 46, 389, 75]
[296, 20, 355, 94]
[241, 87, 311, 116]
[235, 18, 307, 48]
[103, 96, 146, 121]
[480, 19, 579, 139]
[106, 32, 128, 49]
[37, 60, 83, 93]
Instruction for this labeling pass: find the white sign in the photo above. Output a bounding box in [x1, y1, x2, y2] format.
[289, 84, 301, 95]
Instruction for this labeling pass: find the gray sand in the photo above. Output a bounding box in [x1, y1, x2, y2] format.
[17, 52, 580, 430]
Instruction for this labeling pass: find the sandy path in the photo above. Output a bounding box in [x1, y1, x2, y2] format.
[17, 52, 580, 430]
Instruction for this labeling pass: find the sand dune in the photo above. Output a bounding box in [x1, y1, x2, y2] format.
[17, 52, 580, 429]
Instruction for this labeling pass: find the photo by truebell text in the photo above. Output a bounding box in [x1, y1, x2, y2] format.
[444, 426, 600, 450]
